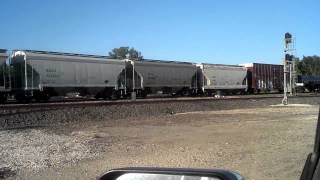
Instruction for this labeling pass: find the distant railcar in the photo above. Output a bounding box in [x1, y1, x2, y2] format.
[0, 49, 10, 102]
[10, 50, 129, 101]
[297, 75, 320, 92]
[242, 63, 284, 93]
[132, 60, 197, 96]
[197, 63, 247, 95]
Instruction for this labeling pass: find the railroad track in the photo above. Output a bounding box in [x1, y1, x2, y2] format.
[1, 93, 319, 129]
[0, 93, 318, 111]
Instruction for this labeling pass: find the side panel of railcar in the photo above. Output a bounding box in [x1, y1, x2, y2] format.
[200, 64, 247, 90]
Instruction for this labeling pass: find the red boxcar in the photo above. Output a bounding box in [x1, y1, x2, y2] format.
[242, 63, 284, 93]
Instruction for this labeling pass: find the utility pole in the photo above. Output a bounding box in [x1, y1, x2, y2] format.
[289, 63, 292, 96]
[282, 32, 296, 105]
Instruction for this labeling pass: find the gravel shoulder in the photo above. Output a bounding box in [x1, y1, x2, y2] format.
[0, 104, 318, 180]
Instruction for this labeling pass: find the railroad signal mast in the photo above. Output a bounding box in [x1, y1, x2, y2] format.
[282, 32, 296, 105]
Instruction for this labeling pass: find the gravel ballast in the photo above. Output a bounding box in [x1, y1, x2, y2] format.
[1, 96, 320, 130]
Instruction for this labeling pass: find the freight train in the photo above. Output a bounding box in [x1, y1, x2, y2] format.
[0, 49, 288, 103]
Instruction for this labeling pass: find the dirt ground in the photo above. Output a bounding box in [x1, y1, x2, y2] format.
[1, 105, 318, 180]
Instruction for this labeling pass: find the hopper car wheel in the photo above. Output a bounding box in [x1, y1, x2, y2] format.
[110, 91, 120, 100]
[0, 93, 7, 103]
[16, 94, 31, 103]
[34, 91, 50, 102]
[182, 90, 190, 97]
[196, 90, 205, 97]
[177, 88, 191, 97]
[140, 90, 147, 98]
[205, 91, 214, 97]
[191, 89, 199, 97]
[95, 92, 103, 100]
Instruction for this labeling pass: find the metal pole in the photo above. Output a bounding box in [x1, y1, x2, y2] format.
[293, 60, 296, 96]
[289, 63, 292, 96]
[282, 60, 288, 105]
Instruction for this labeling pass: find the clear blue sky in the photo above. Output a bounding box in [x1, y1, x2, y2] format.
[0, 0, 319, 64]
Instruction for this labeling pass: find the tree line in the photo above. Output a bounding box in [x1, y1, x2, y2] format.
[296, 56, 320, 75]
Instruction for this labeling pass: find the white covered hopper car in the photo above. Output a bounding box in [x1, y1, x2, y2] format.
[197, 63, 247, 95]
[10, 50, 129, 101]
[133, 60, 197, 96]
